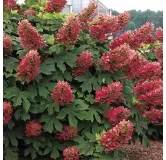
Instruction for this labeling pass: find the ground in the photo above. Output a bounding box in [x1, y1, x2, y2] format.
[124, 140, 163, 160]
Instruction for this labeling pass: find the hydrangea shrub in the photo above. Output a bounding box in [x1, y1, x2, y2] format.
[3, 0, 163, 159]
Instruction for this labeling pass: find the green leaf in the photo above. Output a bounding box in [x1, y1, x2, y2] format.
[68, 114, 78, 127]
[38, 85, 50, 98]
[40, 115, 62, 133]
[123, 86, 133, 104]
[4, 57, 19, 72]
[40, 58, 56, 75]
[49, 44, 64, 54]
[64, 70, 72, 81]
[55, 53, 77, 73]
[46, 103, 59, 115]
[20, 91, 31, 112]
[47, 35, 55, 45]
[75, 74, 100, 93]
[4, 148, 18, 160]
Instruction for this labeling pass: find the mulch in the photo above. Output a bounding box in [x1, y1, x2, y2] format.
[124, 140, 163, 160]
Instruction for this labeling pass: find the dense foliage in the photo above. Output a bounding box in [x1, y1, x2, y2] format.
[3, 0, 163, 160]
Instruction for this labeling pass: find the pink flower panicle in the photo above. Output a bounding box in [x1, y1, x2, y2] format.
[63, 147, 79, 160]
[129, 22, 154, 49]
[134, 80, 163, 109]
[56, 15, 81, 47]
[3, 0, 17, 10]
[18, 19, 45, 50]
[109, 31, 131, 50]
[155, 45, 163, 64]
[156, 27, 163, 42]
[110, 22, 154, 49]
[72, 51, 93, 77]
[55, 126, 78, 141]
[136, 62, 162, 83]
[25, 121, 42, 137]
[17, 50, 41, 82]
[95, 82, 124, 104]
[78, 2, 97, 30]
[90, 12, 130, 43]
[104, 106, 131, 126]
[51, 81, 73, 106]
[144, 109, 163, 126]
[3, 32, 12, 56]
[45, 0, 67, 13]
[100, 44, 134, 72]
[100, 120, 134, 152]
[3, 102, 13, 124]
[25, 8, 36, 16]
[123, 52, 148, 79]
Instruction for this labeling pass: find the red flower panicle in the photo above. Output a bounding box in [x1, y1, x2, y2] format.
[110, 22, 154, 49]
[99, 44, 133, 72]
[95, 82, 124, 104]
[72, 51, 93, 77]
[3, 102, 13, 124]
[129, 22, 154, 49]
[3, 0, 17, 10]
[76, 51, 93, 68]
[155, 45, 163, 64]
[3, 32, 12, 56]
[63, 147, 79, 160]
[124, 52, 148, 79]
[109, 31, 131, 50]
[134, 80, 163, 109]
[100, 120, 134, 152]
[25, 8, 36, 16]
[104, 106, 130, 126]
[90, 12, 130, 42]
[25, 121, 42, 137]
[51, 81, 73, 106]
[55, 126, 78, 141]
[18, 19, 45, 50]
[17, 50, 41, 82]
[78, 2, 97, 30]
[136, 62, 162, 83]
[45, 0, 67, 13]
[144, 109, 163, 126]
[156, 27, 163, 42]
[56, 15, 81, 47]
[144, 34, 156, 44]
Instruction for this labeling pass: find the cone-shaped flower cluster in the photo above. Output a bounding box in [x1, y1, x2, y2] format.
[156, 27, 163, 42]
[3, 102, 13, 124]
[3, 0, 17, 10]
[17, 50, 41, 82]
[55, 126, 78, 141]
[155, 45, 163, 64]
[110, 22, 155, 50]
[56, 15, 81, 47]
[51, 81, 73, 106]
[99, 44, 134, 72]
[95, 82, 124, 105]
[25, 121, 42, 137]
[18, 19, 45, 50]
[73, 51, 93, 77]
[3, 32, 12, 56]
[45, 0, 67, 13]
[144, 110, 163, 126]
[63, 147, 79, 160]
[78, 2, 97, 30]
[135, 62, 162, 83]
[25, 8, 36, 16]
[104, 106, 130, 126]
[134, 80, 163, 109]
[89, 12, 130, 42]
[100, 120, 134, 152]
